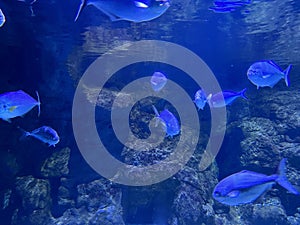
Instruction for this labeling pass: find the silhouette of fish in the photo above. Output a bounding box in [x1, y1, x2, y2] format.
[0, 90, 40, 122]
[19, 126, 60, 147]
[74, 0, 170, 22]
[213, 158, 299, 206]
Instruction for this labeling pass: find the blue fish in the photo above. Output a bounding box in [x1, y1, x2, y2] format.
[74, 0, 170, 22]
[151, 71, 167, 92]
[213, 158, 299, 206]
[19, 126, 60, 147]
[152, 105, 180, 137]
[209, 0, 251, 13]
[207, 88, 247, 108]
[0, 9, 5, 27]
[0, 90, 40, 122]
[247, 60, 292, 89]
[193, 89, 207, 110]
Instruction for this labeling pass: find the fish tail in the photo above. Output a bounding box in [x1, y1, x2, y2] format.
[283, 64, 292, 87]
[152, 105, 160, 127]
[239, 88, 248, 100]
[152, 105, 160, 117]
[35, 91, 41, 117]
[74, 0, 87, 22]
[276, 158, 299, 195]
[206, 93, 213, 107]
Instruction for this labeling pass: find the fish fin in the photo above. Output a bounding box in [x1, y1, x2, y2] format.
[276, 158, 299, 195]
[35, 91, 41, 117]
[206, 93, 213, 107]
[3, 118, 11, 123]
[9, 106, 18, 112]
[104, 11, 122, 21]
[262, 74, 271, 79]
[152, 105, 161, 127]
[74, 0, 87, 22]
[283, 65, 292, 87]
[152, 105, 160, 117]
[267, 60, 281, 70]
[17, 126, 31, 140]
[239, 88, 248, 100]
[227, 190, 239, 198]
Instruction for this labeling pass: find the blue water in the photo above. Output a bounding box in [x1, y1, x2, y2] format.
[0, 0, 300, 224]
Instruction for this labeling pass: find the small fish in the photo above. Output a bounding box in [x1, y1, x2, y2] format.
[193, 89, 207, 110]
[213, 158, 299, 206]
[152, 105, 180, 137]
[0, 9, 5, 27]
[19, 126, 60, 147]
[209, 0, 251, 13]
[247, 60, 292, 89]
[151, 71, 167, 92]
[207, 88, 247, 108]
[74, 0, 170, 22]
[0, 90, 40, 122]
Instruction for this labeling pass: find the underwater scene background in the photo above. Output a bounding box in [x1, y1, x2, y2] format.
[0, 0, 300, 224]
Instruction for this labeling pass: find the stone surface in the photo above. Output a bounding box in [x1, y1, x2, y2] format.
[40, 147, 71, 178]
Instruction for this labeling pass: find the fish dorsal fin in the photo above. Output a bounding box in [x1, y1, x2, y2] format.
[74, 0, 87, 22]
[267, 60, 281, 70]
[152, 105, 160, 117]
[134, 1, 149, 8]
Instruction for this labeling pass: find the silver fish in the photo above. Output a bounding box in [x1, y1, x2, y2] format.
[151, 71, 167, 92]
[0, 90, 40, 122]
[19, 126, 60, 147]
[247, 60, 291, 89]
[193, 89, 207, 110]
[213, 158, 299, 206]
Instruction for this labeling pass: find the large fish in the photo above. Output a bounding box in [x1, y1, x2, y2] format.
[0, 90, 40, 122]
[74, 0, 170, 22]
[19, 126, 60, 147]
[152, 105, 180, 137]
[213, 158, 299, 206]
[247, 60, 292, 89]
[207, 88, 247, 108]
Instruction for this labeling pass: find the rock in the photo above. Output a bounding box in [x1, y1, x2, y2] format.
[41, 147, 71, 178]
[12, 176, 52, 225]
[15, 176, 51, 211]
[52, 179, 124, 225]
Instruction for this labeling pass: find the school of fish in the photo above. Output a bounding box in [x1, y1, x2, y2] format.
[1, 0, 298, 209]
